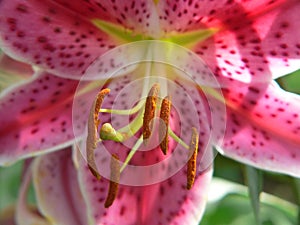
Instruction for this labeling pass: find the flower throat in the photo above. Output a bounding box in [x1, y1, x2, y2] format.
[86, 83, 199, 208]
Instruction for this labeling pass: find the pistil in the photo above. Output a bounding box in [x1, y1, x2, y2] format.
[100, 123, 126, 142]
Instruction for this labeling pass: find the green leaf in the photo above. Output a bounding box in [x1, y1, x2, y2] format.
[0, 162, 23, 210]
[245, 166, 263, 225]
[0, 161, 36, 211]
[201, 193, 297, 225]
[276, 69, 300, 94]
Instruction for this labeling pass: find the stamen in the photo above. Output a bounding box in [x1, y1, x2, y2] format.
[120, 135, 143, 172]
[104, 154, 121, 208]
[94, 89, 111, 128]
[168, 129, 189, 150]
[187, 127, 199, 190]
[100, 123, 126, 142]
[86, 122, 100, 179]
[100, 100, 145, 115]
[159, 96, 171, 155]
[86, 88, 110, 179]
[143, 83, 160, 142]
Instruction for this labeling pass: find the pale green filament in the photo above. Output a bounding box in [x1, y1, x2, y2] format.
[117, 110, 144, 135]
[100, 99, 145, 115]
[168, 129, 189, 150]
[120, 136, 144, 172]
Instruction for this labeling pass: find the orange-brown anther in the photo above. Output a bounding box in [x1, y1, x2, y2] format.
[86, 88, 110, 180]
[93, 88, 110, 128]
[159, 96, 171, 155]
[143, 84, 160, 142]
[187, 127, 199, 190]
[104, 154, 121, 208]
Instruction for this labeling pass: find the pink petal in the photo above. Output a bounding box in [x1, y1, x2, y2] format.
[0, 72, 81, 165]
[52, 0, 159, 36]
[32, 147, 88, 225]
[16, 163, 50, 225]
[78, 151, 213, 225]
[0, 0, 117, 78]
[260, 1, 300, 79]
[157, 0, 288, 33]
[157, 0, 300, 82]
[218, 81, 300, 177]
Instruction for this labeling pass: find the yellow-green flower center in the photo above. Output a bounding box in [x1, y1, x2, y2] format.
[92, 19, 218, 48]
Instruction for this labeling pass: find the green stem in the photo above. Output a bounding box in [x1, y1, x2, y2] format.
[293, 178, 300, 225]
[244, 165, 263, 225]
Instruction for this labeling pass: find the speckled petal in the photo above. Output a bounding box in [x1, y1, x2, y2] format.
[0, 0, 117, 78]
[52, 0, 160, 37]
[78, 151, 213, 225]
[16, 163, 50, 225]
[157, 0, 300, 82]
[157, 0, 288, 33]
[32, 147, 88, 225]
[217, 81, 300, 177]
[0, 72, 81, 165]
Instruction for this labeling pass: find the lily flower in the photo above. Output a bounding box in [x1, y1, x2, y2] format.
[0, 0, 300, 225]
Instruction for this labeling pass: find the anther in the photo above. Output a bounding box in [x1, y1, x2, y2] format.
[143, 83, 160, 143]
[187, 127, 199, 190]
[159, 96, 171, 155]
[104, 154, 121, 208]
[86, 88, 110, 180]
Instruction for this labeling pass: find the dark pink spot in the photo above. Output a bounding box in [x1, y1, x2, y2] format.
[16, 4, 28, 13]
[31, 128, 39, 134]
[248, 86, 260, 94]
[119, 205, 126, 216]
[37, 36, 47, 43]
